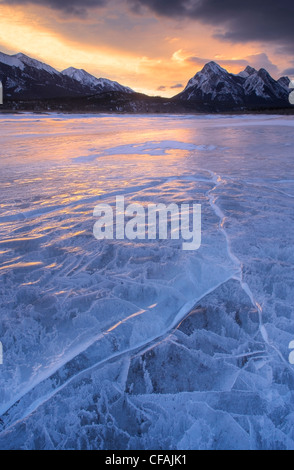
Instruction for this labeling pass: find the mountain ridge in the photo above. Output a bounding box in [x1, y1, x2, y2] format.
[175, 60, 291, 111]
[0, 52, 292, 112]
[0, 51, 133, 101]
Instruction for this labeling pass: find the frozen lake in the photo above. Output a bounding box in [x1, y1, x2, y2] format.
[0, 113, 293, 449]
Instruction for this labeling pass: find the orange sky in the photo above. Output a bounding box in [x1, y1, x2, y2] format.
[0, 2, 292, 96]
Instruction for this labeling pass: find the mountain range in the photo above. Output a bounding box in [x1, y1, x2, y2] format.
[0, 51, 292, 113]
[0, 51, 133, 100]
[175, 61, 291, 110]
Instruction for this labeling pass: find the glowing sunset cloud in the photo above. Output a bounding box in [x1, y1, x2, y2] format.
[0, 6, 142, 85]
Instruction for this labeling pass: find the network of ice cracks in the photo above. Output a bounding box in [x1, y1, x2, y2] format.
[0, 114, 293, 450]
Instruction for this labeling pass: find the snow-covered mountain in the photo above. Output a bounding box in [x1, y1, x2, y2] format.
[243, 68, 288, 102]
[179, 62, 245, 108]
[13, 53, 60, 75]
[277, 76, 291, 91]
[237, 65, 257, 79]
[62, 67, 133, 94]
[0, 51, 25, 70]
[0, 51, 133, 100]
[175, 61, 291, 110]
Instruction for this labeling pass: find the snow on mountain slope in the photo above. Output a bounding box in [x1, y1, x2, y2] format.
[277, 76, 291, 91]
[244, 68, 287, 100]
[237, 66, 257, 79]
[244, 71, 271, 99]
[12, 53, 60, 75]
[62, 67, 133, 93]
[62, 67, 101, 88]
[0, 51, 133, 100]
[184, 62, 230, 93]
[176, 61, 290, 110]
[0, 51, 25, 70]
[179, 61, 244, 107]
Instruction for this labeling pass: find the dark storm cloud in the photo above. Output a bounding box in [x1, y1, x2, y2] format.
[0, 0, 106, 15]
[157, 84, 183, 91]
[170, 83, 183, 89]
[1, 0, 293, 49]
[129, 0, 294, 50]
[283, 68, 294, 76]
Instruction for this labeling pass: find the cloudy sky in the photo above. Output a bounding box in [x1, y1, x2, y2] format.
[0, 0, 293, 96]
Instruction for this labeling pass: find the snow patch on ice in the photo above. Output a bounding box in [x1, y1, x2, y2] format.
[73, 141, 217, 162]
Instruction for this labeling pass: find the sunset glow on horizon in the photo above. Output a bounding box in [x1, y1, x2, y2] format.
[0, 1, 293, 96]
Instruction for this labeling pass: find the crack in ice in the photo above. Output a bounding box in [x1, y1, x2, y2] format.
[206, 170, 294, 375]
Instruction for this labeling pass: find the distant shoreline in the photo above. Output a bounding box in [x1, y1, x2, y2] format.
[1, 108, 294, 116]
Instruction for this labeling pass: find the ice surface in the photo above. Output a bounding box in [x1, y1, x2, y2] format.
[0, 113, 293, 449]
